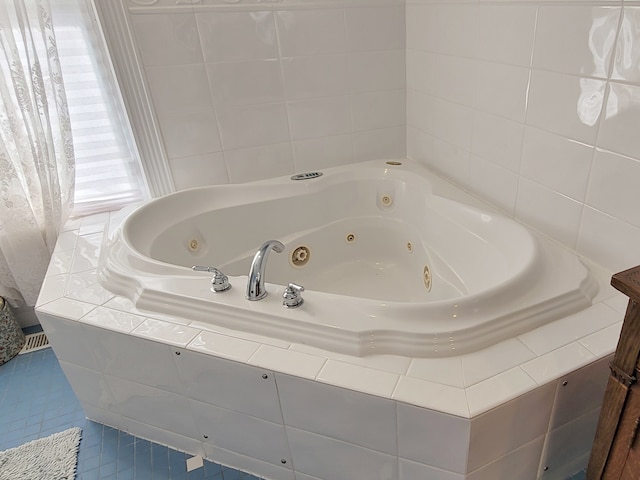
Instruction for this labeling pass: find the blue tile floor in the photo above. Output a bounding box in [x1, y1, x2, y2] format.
[0, 342, 589, 480]
[0, 346, 261, 480]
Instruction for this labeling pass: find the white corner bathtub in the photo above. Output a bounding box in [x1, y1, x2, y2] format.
[98, 159, 598, 357]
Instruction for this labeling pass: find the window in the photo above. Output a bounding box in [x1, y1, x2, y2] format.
[53, 0, 148, 217]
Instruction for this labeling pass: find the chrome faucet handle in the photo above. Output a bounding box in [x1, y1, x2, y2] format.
[283, 283, 304, 308]
[192, 266, 231, 292]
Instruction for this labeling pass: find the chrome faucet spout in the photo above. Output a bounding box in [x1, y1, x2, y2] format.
[246, 240, 285, 301]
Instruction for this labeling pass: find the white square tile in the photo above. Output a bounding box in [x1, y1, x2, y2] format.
[348, 50, 405, 93]
[217, 103, 290, 150]
[429, 137, 471, 189]
[248, 345, 326, 379]
[345, 6, 405, 52]
[538, 409, 601, 477]
[399, 459, 464, 480]
[515, 178, 583, 248]
[474, 61, 530, 123]
[612, 7, 640, 83]
[132, 318, 200, 347]
[588, 149, 640, 227]
[130, 13, 203, 67]
[579, 322, 622, 357]
[91, 329, 184, 394]
[187, 330, 261, 363]
[407, 5, 477, 57]
[468, 382, 556, 471]
[397, 402, 470, 473]
[407, 356, 464, 388]
[59, 361, 114, 411]
[351, 90, 406, 132]
[80, 306, 146, 333]
[475, 5, 536, 66]
[292, 134, 354, 171]
[520, 127, 594, 202]
[281, 54, 349, 100]
[195, 11, 277, 62]
[224, 142, 293, 183]
[408, 52, 474, 106]
[468, 156, 519, 216]
[286, 427, 398, 480]
[169, 152, 229, 190]
[66, 282, 115, 306]
[406, 128, 436, 169]
[466, 437, 544, 480]
[145, 64, 214, 117]
[521, 342, 596, 386]
[38, 314, 99, 368]
[471, 111, 524, 172]
[36, 274, 67, 306]
[526, 70, 604, 145]
[604, 294, 629, 315]
[157, 110, 222, 159]
[428, 97, 473, 151]
[532, 6, 619, 78]
[203, 445, 295, 480]
[276, 373, 397, 454]
[466, 368, 538, 418]
[461, 338, 536, 387]
[175, 348, 283, 423]
[353, 126, 406, 162]
[287, 96, 352, 140]
[577, 206, 640, 273]
[207, 60, 284, 108]
[393, 376, 470, 418]
[317, 360, 399, 398]
[106, 375, 201, 439]
[54, 230, 78, 252]
[276, 9, 346, 57]
[36, 297, 96, 321]
[517, 303, 621, 356]
[191, 399, 290, 467]
[549, 356, 610, 429]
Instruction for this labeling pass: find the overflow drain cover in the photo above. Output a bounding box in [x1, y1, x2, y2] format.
[291, 172, 323, 181]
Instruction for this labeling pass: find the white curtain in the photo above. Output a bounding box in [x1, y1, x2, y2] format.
[0, 0, 74, 308]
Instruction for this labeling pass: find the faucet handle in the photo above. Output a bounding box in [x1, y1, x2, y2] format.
[192, 266, 231, 293]
[283, 283, 305, 308]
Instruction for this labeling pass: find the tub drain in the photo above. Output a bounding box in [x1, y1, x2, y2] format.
[291, 246, 311, 267]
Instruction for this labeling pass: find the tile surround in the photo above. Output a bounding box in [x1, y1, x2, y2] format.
[125, 1, 406, 189]
[34, 213, 623, 479]
[406, 0, 640, 274]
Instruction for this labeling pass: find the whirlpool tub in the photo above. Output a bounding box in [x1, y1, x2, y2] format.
[98, 159, 598, 357]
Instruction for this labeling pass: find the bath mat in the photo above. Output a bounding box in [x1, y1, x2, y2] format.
[0, 427, 82, 480]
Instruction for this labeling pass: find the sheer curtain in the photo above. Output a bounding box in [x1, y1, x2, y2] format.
[0, 0, 75, 308]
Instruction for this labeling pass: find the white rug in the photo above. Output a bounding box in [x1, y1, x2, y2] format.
[0, 427, 82, 480]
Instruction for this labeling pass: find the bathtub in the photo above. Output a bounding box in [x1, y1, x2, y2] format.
[98, 159, 597, 357]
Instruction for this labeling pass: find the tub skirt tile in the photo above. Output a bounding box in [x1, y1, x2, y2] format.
[276, 373, 398, 455]
[203, 445, 295, 480]
[397, 402, 470, 474]
[399, 458, 464, 480]
[467, 381, 556, 472]
[285, 427, 398, 480]
[466, 436, 544, 480]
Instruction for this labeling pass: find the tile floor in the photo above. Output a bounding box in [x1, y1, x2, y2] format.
[0, 338, 588, 480]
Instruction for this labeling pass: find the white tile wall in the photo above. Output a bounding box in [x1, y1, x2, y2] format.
[128, 2, 406, 189]
[124, 0, 640, 275]
[406, 0, 640, 274]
